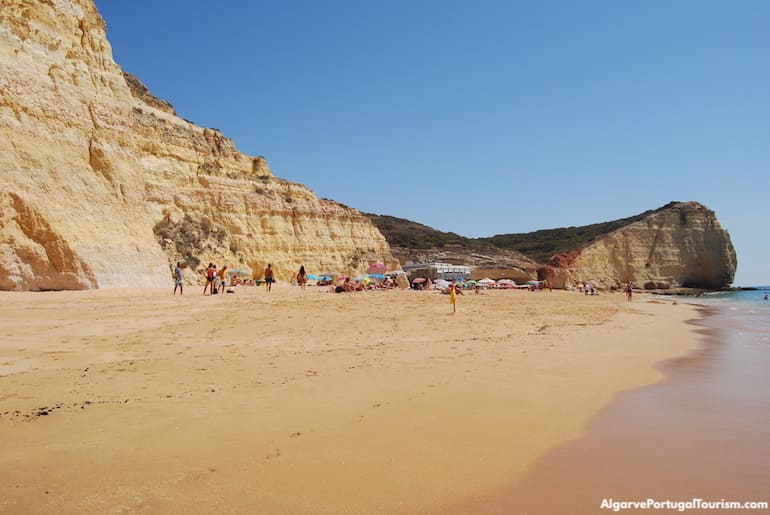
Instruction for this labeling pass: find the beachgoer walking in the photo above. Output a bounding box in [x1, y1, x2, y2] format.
[449, 279, 457, 313]
[173, 262, 184, 295]
[203, 263, 216, 295]
[264, 264, 274, 292]
[297, 265, 307, 291]
[625, 281, 633, 301]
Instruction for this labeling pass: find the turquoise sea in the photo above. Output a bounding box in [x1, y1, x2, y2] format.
[676, 286, 770, 347]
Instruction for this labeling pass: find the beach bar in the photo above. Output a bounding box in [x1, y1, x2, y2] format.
[402, 262, 471, 281]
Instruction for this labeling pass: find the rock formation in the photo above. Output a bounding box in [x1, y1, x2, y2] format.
[0, 0, 395, 290]
[370, 202, 737, 290]
[542, 202, 737, 290]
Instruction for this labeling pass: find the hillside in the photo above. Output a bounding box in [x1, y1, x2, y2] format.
[367, 201, 737, 289]
[365, 214, 541, 282]
[365, 215, 491, 252]
[367, 208, 655, 265]
[483, 210, 656, 264]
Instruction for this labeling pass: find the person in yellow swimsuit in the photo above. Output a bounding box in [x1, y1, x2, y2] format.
[449, 279, 457, 313]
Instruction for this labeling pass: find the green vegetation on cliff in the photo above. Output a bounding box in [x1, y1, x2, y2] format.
[366, 214, 494, 252]
[366, 208, 657, 264]
[483, 210, 654, 263]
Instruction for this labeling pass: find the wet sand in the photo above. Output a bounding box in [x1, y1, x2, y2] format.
[463, 308, 770, 514]
[0, 286, 700, 514]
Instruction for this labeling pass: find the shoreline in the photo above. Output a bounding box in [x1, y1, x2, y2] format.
[0, 287, 702, 513]
[467, 301, 770, 514]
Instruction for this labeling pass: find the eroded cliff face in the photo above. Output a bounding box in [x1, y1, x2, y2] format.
[543, 202, 737, 290]
[0, 0, 394, 290]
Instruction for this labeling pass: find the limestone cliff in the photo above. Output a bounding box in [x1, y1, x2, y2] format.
[542, 202, 737, 290]
[0, 0, 395, 290]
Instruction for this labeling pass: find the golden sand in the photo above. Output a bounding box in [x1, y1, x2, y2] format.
[0, 285, 699, 514]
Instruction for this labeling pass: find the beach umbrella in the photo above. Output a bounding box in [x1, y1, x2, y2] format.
[227, 269, 252, 277]
[497, 279, 516, 286]
[478, 278, 496, 285]
[385, 270, 406, 276]
[368, 273, 386, 280]
[307, 274, 319, 280]
[412, 278, 427, 284]
[367, 263, 387, 274]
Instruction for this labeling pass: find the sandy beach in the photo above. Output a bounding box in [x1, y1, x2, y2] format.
[0, 285, 699, 514]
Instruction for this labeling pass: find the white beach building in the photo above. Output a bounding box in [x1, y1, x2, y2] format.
[402, 262, 471, 281]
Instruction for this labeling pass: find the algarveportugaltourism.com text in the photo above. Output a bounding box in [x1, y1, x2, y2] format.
[600, 498, 769, 512]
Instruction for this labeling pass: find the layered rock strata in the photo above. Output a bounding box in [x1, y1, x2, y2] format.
[542, 202, 737, 290]
[0, 0, 395, 290]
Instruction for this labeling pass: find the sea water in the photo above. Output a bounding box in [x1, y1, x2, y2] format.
[677, 287, 770, 347]
[485, 287, 770, 514]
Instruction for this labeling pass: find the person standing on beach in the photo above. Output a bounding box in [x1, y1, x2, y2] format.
[173, 262, 184, 296]
[296, 265, 307, 291]
[218, 265, 228, 293]
[449, 278, 457, 313]
[203, 263, 216, 295]
[264, 264, 275, 292]
[625, 281, 633, 301]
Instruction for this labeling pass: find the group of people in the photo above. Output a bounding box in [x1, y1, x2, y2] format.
[176, 263, 458, 302]
[331, 276, 401, 293]
[331, 277, 369, 293]
[172, 262, 277, 296]
[202, 263, 229, 295]
[174, 262, 465, 312]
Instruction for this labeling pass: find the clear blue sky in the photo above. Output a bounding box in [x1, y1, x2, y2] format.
[95, 0, 769, 286]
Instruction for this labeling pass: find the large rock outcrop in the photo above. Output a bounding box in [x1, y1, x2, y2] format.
[0, 0, 395, 290]
[542, 202, 737, 290]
